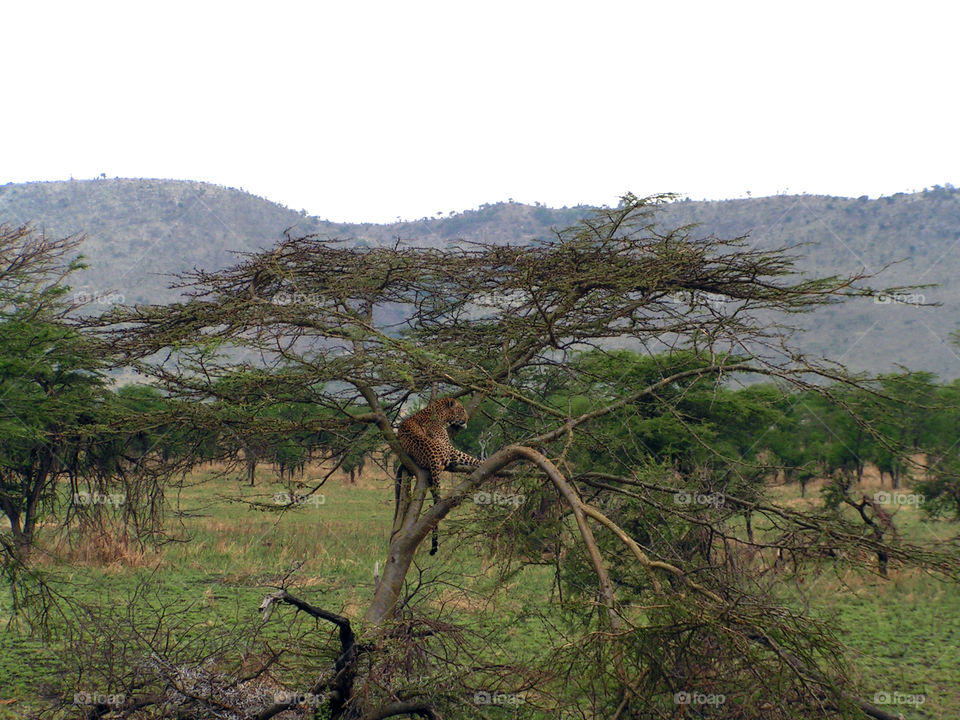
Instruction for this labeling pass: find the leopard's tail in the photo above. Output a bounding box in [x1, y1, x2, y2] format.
[392, 463, 406, 538]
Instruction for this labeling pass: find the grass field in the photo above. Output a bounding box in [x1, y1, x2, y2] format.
[767, 473, 960, 720]
[1, 465, 957, 719]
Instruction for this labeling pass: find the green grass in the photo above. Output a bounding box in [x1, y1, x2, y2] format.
[835, 576, 960, 719]
[0, 467, 556, 717]
[1, 467, 958, 718]
[766, 476, 960, 720]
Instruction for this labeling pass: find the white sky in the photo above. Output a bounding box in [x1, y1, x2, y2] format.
[3, 1, 958, 223]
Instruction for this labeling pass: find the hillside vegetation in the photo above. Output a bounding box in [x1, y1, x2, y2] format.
[1, 178, 958, 377]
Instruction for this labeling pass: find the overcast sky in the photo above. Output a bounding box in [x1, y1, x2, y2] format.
[3, 1, 958, 223]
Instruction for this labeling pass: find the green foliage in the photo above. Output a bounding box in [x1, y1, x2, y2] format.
[917, 379, 960, 517]
[0, 228, 110, 555]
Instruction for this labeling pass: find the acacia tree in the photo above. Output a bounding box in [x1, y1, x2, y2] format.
[0, 225, 110, 559]
[87, 195, 955, 719]
[919, 377, 960, 517]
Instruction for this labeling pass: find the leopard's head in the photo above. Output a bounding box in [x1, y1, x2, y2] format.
[440, 397, 469, 430]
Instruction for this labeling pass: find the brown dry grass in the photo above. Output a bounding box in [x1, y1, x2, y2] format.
[194, 458, 393, 491]
[47, 529, 156, 570]
[770, 461, 924, 510]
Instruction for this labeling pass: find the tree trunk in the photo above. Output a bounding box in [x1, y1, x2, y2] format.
[366, 465, 433, 625]
[6, 513, 32, 561]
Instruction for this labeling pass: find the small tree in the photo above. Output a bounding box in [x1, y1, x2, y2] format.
[0, 226, 109, 559]
[918, 374, 960, 517]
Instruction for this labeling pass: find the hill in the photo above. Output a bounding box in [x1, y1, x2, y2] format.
[1, 178, 958, 378]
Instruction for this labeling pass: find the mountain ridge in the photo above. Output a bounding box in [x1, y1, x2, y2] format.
[1, 178, 958, 378]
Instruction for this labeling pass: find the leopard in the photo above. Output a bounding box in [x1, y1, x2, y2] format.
[395, 396, 482, 554]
